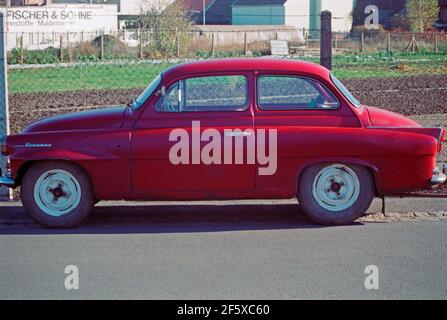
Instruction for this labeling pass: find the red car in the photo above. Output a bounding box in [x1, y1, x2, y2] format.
[1, 58, 445, 228]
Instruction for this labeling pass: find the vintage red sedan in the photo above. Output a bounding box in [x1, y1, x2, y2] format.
[1, 58, 446, 227]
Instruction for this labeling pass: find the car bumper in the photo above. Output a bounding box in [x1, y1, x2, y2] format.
[0, 169, 15, 188]
[431, 165, 447, 186]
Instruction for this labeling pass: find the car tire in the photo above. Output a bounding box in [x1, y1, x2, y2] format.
[21, 161, 95, 228]
[297, 163, 375, 225]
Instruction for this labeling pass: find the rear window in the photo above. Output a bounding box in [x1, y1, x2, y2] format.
[257, 75, 339, 110]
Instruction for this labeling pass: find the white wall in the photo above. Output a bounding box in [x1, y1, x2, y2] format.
[284, 0, 353, 33]
[119, 0, 143, 15]
[4, 4, 118, 50]
[321, 0, 352, 32]
[284, 0, 310, 31]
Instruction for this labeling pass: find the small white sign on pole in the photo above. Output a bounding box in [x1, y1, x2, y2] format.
[270, 40, 289, 55]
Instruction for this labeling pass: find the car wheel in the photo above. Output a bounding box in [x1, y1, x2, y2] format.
[21, 161, 95, 228]
[297, 164, 375, 225]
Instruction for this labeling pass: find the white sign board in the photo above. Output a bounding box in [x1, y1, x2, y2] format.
[270, 40, 289, 55]
[6, 5, 117, 33]
[5, 5, 118, 50]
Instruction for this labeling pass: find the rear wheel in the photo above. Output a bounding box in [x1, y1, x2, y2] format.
[21, 161, 94, 228]
[298, 164, 375, 225]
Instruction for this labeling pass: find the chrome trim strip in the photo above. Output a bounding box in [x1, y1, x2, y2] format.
[366, 126, 443, 130]
[14, 143, 52, 148]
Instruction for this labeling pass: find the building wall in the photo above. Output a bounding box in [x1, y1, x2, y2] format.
[321, 0, 353, 32]
[119, 0, 143, 15]
[232, 5, 286, 25]
[284, 0, 310, 31]
[4, 4, 118, 50]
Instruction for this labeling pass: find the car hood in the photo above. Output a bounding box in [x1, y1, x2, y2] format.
[365, 106, 421, 127]
[22, 106, 127, 133]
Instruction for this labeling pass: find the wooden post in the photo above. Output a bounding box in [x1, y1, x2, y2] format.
[434, 34, 438, 53]
[244, 32, 248, 56]
[406, 34, 419, 52]
[67, 32, 72, 63]
[334, 34, 338, 49]
[19, 34, 24, 64]
[138, 29, 143, 59]
[59, 35, 63, 62]
[360, 31, 364, 53]
[320, 10, 332, 70]
[176, 29, 180, 58]
[411, 34, 416, 52]
[100, 33, 104, 60]
[386, 32, 391, 52]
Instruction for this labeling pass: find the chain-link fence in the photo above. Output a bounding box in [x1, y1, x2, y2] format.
[3, 27, 447, 193]
[5, 29, 447, 63]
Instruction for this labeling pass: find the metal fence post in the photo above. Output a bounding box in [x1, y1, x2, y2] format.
[211, 33, 215, 57]
[59, 35, 64, 62]
[434, 34, 438, 53]
[320, 10, 332, 70]
[0, 9, 11, 198]
[100, 33, 104, 60]
[386, 32, 391, 52]
[138, 28, 143, 59]
[360, 31, 364, 53]
[19, 34, 24, 64]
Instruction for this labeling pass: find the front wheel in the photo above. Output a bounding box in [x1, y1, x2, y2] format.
[21, 161, 95, 228]
[298, 164, 375, 225]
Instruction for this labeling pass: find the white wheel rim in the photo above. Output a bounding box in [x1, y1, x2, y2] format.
[33, 169, 82, 217]
[312, 164, 360, 212]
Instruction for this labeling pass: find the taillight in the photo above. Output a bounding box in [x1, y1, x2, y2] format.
[439, 130, 446, 152]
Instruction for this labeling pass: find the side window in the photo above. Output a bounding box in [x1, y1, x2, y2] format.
[258, 76, 339, 110]
[184, 75, 247, 112]
[155, 75, 248, 113]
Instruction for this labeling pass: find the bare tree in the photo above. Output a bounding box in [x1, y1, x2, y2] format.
[140, 0, 192, 57]
[406, 0, 439, 32]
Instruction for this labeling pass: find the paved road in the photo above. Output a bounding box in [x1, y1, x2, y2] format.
[1, 198, 446, 299]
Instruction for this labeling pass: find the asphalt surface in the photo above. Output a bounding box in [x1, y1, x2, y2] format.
[1, 198, 447, 299]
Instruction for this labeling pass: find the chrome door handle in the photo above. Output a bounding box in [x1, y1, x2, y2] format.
[224, 131, 253, 137]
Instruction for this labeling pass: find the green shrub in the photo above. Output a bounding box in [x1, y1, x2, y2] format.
[7, 47, 59, 64]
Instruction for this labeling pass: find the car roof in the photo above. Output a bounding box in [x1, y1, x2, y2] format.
[162, 58, 331, 81]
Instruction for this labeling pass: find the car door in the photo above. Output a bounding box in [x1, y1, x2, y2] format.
[131, 72, 255, 196]
[253, 73, 362, 192]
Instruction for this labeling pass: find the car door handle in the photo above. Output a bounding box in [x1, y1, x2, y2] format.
[224, 131, 253, 137]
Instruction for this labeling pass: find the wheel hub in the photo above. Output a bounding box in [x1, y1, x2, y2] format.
[34, 169, 82, 217]
[330, 181, 342, 193]
[312, 165, 361, 212]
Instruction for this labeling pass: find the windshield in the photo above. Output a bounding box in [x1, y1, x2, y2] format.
[132, 74, 162, 109]
[330, 74, 361, 107]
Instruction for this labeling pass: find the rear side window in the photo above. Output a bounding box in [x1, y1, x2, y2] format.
[155, 75, 248, 113]
[257, 76, 339, 110]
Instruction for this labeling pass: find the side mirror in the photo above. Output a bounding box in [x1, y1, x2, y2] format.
[156, 86, 166, 97]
